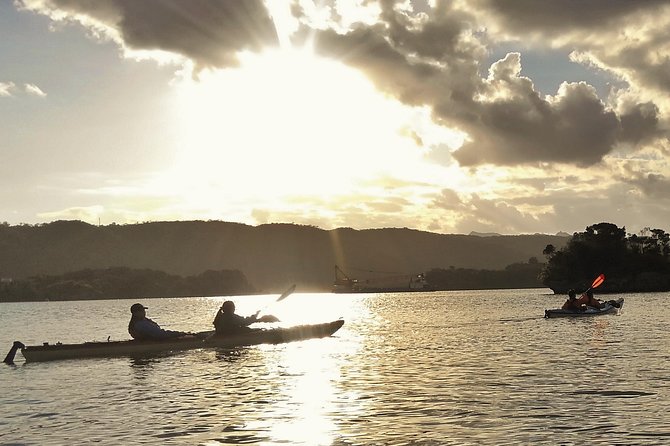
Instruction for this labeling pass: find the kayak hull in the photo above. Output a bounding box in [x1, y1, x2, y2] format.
[21, 320, 344, 362]
[544, 298, 624, 318]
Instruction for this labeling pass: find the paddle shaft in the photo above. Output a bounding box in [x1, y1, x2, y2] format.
[255, 284, 296, 316]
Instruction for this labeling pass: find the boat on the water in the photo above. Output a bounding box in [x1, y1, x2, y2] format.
[13, 320, 344, 363]
[544, 298, 624, 319]
[332, 265, 429, 293]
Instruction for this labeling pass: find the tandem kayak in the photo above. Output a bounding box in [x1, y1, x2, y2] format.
[14, 320, 344, 363]
[544, 298, 624, 319]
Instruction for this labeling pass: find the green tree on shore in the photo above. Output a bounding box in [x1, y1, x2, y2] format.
[541, 222, 670, 293]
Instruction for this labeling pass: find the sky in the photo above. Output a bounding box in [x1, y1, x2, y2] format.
[1, 0, 670, 236]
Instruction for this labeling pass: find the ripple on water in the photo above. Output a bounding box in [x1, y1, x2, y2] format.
[2, 291, 670, 445]
[572, 389, 656, 398]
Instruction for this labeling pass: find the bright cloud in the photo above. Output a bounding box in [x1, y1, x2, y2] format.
[24, 83, 46, 97]
[0, 82, 16, 97]
[4, 0, 670, 235]
[0, 81, 47, 97]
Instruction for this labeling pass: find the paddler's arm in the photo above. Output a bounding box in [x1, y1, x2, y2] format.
[243, 312, 280, 324]
[574, 293, 588, 306]
[241, 312, 259, 326]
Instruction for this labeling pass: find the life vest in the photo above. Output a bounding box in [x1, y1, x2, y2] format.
[128, 316, 157, 339]
[562, 298, 579, 311]
[585, 296, 601, 308]
[575, 294, 589, 306]
[128, 316, 141, 339]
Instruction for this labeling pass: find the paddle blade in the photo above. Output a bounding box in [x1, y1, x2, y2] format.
[591, 274, 605, 289]
[276, 284, 296, 302]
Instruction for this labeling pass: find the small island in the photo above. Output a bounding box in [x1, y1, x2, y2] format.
[541, 222, 670, 293]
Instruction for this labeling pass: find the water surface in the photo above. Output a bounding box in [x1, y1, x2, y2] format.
[2, 289, 669, 445]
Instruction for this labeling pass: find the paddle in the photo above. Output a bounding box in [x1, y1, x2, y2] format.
[577, 274, 605, 310]
[586, 275, 623, 309]
[254, 283, 296, 322]
[275, 283, 297, 303]
[586, 273, 605, 293]
[201, 284, 297, 337]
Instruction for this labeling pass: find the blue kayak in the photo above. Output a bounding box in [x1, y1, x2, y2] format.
[544, 298, 624, 318]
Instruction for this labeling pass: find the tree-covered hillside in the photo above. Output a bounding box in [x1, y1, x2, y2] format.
[541, 222, 670, 293]
[0, 267, 254, 302]
[0, 220, 569, 291]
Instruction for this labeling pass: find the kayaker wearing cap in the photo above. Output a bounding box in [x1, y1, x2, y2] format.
[128, 303, 189, 340]
[212, 301, 279, 336]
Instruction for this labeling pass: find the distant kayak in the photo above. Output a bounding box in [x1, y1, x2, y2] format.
[544, 298, 624, 319]
[15, 320, 344, 363]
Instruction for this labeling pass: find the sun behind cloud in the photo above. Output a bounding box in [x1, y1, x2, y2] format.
[167, 46, 460, 223]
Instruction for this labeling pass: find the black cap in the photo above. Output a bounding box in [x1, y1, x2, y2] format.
[130, 303, 148, 314]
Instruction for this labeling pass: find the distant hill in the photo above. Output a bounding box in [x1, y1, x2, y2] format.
[468, 231, 502, 237]
[0, 267, 254, 302]
[0, 220, 569, 292]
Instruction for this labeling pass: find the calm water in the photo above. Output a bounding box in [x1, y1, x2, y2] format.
[1, 289, 669, 445]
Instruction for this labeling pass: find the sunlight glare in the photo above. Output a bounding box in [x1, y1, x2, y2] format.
[170, 48, 434, 207]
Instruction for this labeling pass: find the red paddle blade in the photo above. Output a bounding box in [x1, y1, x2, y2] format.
[591, 274, 605, 289]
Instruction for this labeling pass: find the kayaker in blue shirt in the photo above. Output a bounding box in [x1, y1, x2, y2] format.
[128, 303, 189, 340]
[213, 301, 278, 335]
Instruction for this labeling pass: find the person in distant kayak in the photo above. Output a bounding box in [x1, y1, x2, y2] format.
[561, 289, 582, 311]
[575, 290, 602, 309]
[128, 303, 189, 340]
[212, 301, 279, 335]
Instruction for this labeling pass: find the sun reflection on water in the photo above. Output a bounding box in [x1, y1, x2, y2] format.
[6, 292, 669, 445]
[239, 341, 341, 445]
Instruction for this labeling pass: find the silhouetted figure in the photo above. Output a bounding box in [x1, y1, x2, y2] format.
[561, 289, 582, 311]
[213, 301, 278, 336]
[575, 289, 602, 310]
[128, 303, 188, 340]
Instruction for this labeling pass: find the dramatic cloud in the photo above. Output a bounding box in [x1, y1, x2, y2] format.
[9, 0, 670, 234]
[297, 1, 668, 167]
[617, 100, 661, 145]
[18, 0, 669, 168]
[627, 172, 670, 201]
[461, 0, 668, 37]
[462, 0, 670, 109]
[430, 187, 553, 235]
[432, 188, 465, 211]
[453, 54, 621, 166]
[616, 155, 670, 202]
[474, 0, 670, 103]
[18, 0, 279, 69]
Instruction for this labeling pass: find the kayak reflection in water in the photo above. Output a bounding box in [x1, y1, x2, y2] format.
[213, 301, 279, 336]
[128, 303, 190, 340]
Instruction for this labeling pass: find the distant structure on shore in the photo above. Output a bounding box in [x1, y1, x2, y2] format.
[332, 265, 429, 293]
